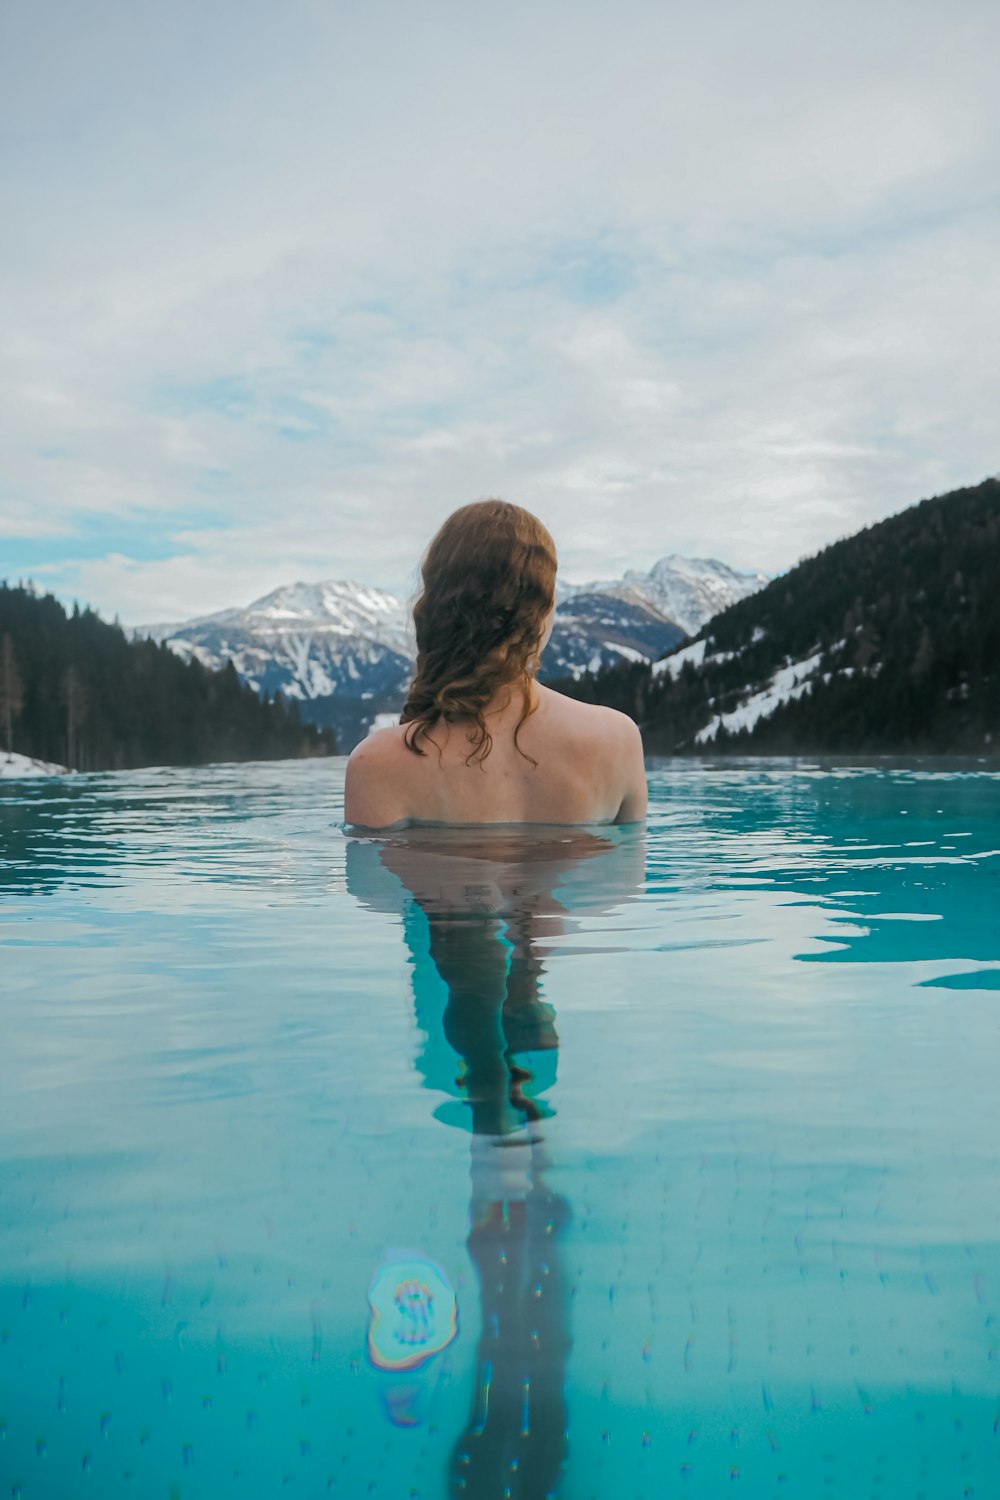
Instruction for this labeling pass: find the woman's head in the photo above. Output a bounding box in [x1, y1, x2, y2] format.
[400, 499, 557, 763]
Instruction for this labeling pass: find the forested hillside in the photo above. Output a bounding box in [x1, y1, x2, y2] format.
[0, 584, 336, 771]
[554, 478, 1000, 756]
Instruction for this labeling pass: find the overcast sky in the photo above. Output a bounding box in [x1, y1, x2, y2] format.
[2, 0, 998, 624]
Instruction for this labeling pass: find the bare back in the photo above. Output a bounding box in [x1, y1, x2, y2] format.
[344, 683, 647, 828]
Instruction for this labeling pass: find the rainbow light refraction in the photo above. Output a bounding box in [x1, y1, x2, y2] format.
[367, 1256, 458, 1372]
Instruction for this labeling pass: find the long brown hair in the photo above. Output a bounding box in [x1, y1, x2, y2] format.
[401, 499, 557, 764]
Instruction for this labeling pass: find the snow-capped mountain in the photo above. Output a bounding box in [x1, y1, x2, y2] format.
[139, 581, 414, 705]
[136, 554, 763, 750]
[559, 554, 770, 637]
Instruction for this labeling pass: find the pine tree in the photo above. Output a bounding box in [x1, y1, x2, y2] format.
[61, 664, 88, 770]
[0, 633, 24, 755]
[910, 624, 934, 684]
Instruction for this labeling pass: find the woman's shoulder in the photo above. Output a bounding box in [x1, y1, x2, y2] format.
[348, 722, 410, 759]
[534, 690, 646, 821]
[346, 721, 426, 785]
[537, 686, 641, 745]
[344, 724, 415, 827]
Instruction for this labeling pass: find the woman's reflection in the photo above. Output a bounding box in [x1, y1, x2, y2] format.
[347, 826, 644, 1498]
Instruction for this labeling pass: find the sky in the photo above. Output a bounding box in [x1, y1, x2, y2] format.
[1, 0, 998, 626]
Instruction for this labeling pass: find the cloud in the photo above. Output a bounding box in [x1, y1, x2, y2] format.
[1, 0, 998, 622]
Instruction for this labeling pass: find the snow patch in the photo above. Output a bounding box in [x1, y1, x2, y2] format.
[653, 638, 737, 678]
[695, 651, 824, 743]
[1, 752, 70, 778]
[653, 638, 707, 678]
[307, 660, 337, 697]
[367, 713, 401, 735]
[605, 642, 649, 664]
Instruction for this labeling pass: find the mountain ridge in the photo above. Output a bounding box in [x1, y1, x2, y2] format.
[136, 552, 764, 749]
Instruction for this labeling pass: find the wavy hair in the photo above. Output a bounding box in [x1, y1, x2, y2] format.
[400, 499, 557, 765]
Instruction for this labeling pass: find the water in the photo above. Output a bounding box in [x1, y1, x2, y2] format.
[1, 757, 998, 1499]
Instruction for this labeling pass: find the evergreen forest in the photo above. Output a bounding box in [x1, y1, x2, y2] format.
[0, 584, 336, 771]
[553, 477, 1000, 756]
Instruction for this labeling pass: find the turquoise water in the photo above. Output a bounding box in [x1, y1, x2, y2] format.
[1, 757, 999, 1499]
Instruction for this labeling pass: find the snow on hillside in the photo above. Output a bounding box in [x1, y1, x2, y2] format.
[652, 637, 737, 679]
[1, 752, 70, 778]
[694, 651, 824, 743]
[653, 637, 707, 677]
[648, 624, 869, 746]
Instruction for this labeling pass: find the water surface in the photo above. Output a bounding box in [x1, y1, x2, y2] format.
[1, 757, 998, 1498]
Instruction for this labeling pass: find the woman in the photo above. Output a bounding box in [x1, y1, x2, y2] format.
[344, 498, 648, 828]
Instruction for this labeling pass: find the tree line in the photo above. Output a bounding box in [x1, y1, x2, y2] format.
[0, 583, 336, 771]
[552, 477, 1000, 756]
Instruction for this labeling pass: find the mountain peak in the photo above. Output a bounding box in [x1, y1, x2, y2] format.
[238, 579, 406, 632]
[139, 579, 411, 650]
[562, 553, 769, 636]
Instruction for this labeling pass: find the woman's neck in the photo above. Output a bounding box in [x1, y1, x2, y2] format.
[481, 678, 541, 722]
